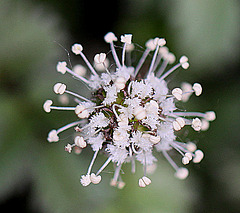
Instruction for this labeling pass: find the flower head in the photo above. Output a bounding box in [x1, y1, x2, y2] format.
[43, 32, 216, 188]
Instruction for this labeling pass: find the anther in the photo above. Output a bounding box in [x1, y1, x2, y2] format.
[75, 104, 89, 118]
[174, 167, 189, 180]
[53, 83, 66, 95]
[173, 117, 185, 131]
[43, 100, 53, 113]
[90, 173, 102, 184]
[172, 88, 183, 101]
[74, 136, 87, 148]
[56, 61, 67, 74]
[71, 43, 83, 55]
[94, 53, 106, 64]
[192, 83, 202, 96]
[47, 129, 59, 142]
[104, 32, 117, 43]
[192, 118, 202, 131]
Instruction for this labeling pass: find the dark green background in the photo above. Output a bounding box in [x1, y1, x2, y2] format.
[0, 0, 239, 212]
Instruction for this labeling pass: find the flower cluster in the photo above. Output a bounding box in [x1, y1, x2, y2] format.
[43, 32, 216, 188]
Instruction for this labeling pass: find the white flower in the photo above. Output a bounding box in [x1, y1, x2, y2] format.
[90, 112, 109, 128]
[88, 133, 105, 151]
[106, 144, 128, 166]
[103, 84, 118, 105]
[44, 32, 215, 188]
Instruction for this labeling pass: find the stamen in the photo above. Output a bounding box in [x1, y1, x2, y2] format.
[87, 150, 99, 175]
[96, 157, 112, 176]
[65, 67, 90, 84]
[159, 63, 181, 81]
[110, 42, 121, 68]
[50, 106, 76, 111]
[112, 164, 122, 182]
[56, 120, 83, 134]
[156, 60, 168, 77]
[112, 104, 121, 121]
[134, 48, 151, 77]
[148, 44, 160, 76]
[162, 151, 179, 171]
[65, 90, 90, 102]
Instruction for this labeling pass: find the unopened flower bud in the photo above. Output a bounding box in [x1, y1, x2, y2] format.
[134, 106, 146, 120]
[75, 105, 89, 118]
[149, 135, 161, 144]
[114, 77, 126, 90]
[179, 56, 188, 64]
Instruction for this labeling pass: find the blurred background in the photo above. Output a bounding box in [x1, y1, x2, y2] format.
[0, 0, 240, 212]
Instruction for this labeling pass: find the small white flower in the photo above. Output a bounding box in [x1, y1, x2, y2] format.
[103, 84, 118, 105]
